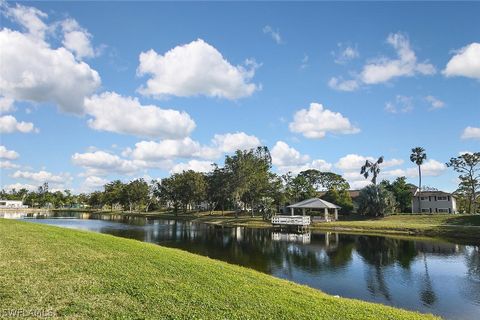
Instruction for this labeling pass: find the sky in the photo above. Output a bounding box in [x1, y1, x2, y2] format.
[0, 1, 479, 194]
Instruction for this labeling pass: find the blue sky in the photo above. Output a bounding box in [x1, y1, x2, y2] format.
[0, 1, 479, 193]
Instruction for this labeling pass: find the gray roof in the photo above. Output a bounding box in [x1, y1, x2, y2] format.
[287, 198, 341, 209]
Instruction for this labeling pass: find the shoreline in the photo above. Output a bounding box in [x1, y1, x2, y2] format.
[6, 208, 480, 242]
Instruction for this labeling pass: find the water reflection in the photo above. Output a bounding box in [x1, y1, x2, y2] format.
[9, 212, 480, 319]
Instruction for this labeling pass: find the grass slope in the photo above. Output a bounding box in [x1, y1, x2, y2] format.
[0, 219, 437, 319]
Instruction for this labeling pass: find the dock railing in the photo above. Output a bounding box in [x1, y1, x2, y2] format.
[271, 215, 311, 226]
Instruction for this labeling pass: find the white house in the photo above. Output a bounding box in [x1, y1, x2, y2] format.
[411, 190, 457, 214]
[0, 200, 27, 208]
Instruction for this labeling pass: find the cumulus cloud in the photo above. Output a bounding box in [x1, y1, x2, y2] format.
[129, 138, 217, 162]
[212, 132, 261, 153]
[84, 92, 196, 139]
[12, 170, 70, 184]
[0, 115, 37, 133]
[2, 2, 49, 39]
[271, 141, 331, 174]
[443, 43, 480, 79]
[80, 176, 109, 192]
[170, 160, 214, 174]
[336, 154, 403, 171]
[0, 145, 19, 159]
[332, 43, 359, 64]
[61, 18, 95, 60]
[384, 95, 414, 114]
[72, 151, 146, 176]
[0, 28, 101, 114]
[329, 33, 435, 91]
[461, 126, 480, 140]
[405, 159, 447, 177]
[263, 25, 283, 44]
[0, 160, 20, 169]
[137, 39, 258, 99]
[1, 182, 37, 192]
[425, 95, 445, 111]
[289, 102, 360, 139]
[0, 96, 15, 114]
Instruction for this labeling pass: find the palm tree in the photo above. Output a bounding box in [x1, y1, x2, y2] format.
[410, 147, 427, 212]
[360, 156, 384, 185]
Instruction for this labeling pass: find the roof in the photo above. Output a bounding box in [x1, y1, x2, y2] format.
[288, 198, 341, 209]
[413, 190, 456, 197]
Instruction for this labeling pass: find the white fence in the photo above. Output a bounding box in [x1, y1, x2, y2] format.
[271, 215, 311, 226]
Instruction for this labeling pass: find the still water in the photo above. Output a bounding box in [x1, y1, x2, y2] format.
[8, 211, 480, 319]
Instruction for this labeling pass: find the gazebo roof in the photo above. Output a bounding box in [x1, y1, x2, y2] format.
[287, 198, 341, 209]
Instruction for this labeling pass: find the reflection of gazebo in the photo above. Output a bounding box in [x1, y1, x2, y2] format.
[287, 198, 341, 221]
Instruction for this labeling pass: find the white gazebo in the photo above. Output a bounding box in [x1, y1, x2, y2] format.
[287, 198, 341, 221]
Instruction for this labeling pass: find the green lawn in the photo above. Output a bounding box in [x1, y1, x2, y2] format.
[314, 214, 480, 240]
[0, 219, 437, 319]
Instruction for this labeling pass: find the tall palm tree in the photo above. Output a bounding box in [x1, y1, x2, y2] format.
[410, 147, 427, 212]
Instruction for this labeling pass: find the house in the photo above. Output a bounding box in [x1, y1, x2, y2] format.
[0, 200, 27, 208]
[411, 190, 457, 214]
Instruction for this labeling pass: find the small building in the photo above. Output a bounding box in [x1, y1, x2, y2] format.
[411, 190, 457, 214]
[0, 200, 27, 208]
[287, 198, 341, 221]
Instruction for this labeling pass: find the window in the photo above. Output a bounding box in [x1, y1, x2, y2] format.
[438, 208, 449, 213]
[420, 197, 428, 201]
[421, 208, 431, 213]
[437, 196, 448, 201]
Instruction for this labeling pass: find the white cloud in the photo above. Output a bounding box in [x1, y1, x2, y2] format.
[360, 33, 436, 84]
[270, 141, 331, 174]
[328, 77, 360, 92]
[0, 96, 15, 114]
[263, 25, 283, 44]
[0, 160, 20, 169]
[129, 138, 217, 162]
[335, 154, 403, 171]
[384, 95, 413, 114]
[1, 182, 37, 192]
[406, 159, 447, 177]
[137, 39, 258, 99]
[0, 145, 19, 159]
[12, 170, 70, 184]
[212, 132, 261, 153]
[170, 160, 213, 174]
[289, 102, 360, 139]
[333, 43, 359, 64]
[3, 3, 49, 39]
[461, 126, 480, 140]
[81, 176, 109, 192]
[84, 92, 196, 139]
[329, 33, 435, 91]
[61, 18, 95, 60]
[0, 28, 101, 115]
[0, 115, 37, 133]
[443, 43, 480, 79]
[425, 95, 445, 110]
[72, 151, 145, 176]
[300, 54, 309, 69]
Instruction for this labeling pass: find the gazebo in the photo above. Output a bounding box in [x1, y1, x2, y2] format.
[287, 198, 341, 221]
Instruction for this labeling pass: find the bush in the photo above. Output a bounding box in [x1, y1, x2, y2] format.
[357, 185, 397, 217]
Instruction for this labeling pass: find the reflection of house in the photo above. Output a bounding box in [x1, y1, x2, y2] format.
[0, 200, 27, 208]
[411, 190, 457, 214]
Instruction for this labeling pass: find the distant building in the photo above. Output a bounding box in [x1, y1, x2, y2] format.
[411, 190, 457, 214]
[0, 200, 27, 208]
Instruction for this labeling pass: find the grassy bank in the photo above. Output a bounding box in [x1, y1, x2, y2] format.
[0, 219, 436, 319]
[312, 214, 480, 240]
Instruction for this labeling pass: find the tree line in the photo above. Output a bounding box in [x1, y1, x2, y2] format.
[1, 147, 479, 215]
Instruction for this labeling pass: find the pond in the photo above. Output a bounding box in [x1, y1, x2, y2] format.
[6, 211, 480, 319]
